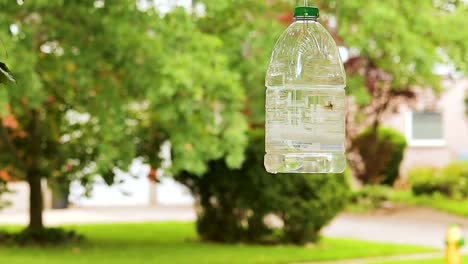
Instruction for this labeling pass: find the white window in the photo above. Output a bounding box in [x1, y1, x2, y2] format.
[405, 111, 445, 147]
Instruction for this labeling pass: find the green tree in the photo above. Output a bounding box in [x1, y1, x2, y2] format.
[206, 0, 467, 182]
[195, 0, 289, 126]
[135, 9, 247, 175]
[0, 1, 247, 237]
[0, 1, 146, 233]
[174, 0, 350, 245]
[315, 0, 468, 181]
[200, 0, 468, 181]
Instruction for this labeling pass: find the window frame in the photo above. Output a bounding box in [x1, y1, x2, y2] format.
[405, 111, 445, 147]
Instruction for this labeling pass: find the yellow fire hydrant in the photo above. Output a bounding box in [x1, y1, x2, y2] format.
[446, 224, 464, 264]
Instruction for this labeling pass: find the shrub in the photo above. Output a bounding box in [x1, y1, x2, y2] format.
[408, 161, 468, 198]
[176, 130, 350, 245]
[0, 227, 82, 245]
[353, 126, 407, 185]
[408, 167, 444, 196]
[350, 185, 394, 210]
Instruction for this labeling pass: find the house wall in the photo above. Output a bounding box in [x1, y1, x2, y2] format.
[382, 78, 468, 180]
[441, 79, 468, 156]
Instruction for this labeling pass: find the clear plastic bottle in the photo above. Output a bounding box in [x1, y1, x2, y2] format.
[264, 5, 346, 174]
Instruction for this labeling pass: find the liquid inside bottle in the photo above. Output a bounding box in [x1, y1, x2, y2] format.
[265, 85, 346, 173]
[264, 6, 346, 174]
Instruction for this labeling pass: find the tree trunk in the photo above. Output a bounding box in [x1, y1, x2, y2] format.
[27, 170, 43, 230]
[27, 109, 44, 231]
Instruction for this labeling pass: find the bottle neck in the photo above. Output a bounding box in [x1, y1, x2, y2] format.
[294, 16, 318, 22]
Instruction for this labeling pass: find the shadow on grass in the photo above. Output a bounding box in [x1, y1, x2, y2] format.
[0, 227, 83, 246]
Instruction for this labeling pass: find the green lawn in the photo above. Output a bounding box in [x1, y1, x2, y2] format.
[0, 222, 435, 264]
[348, 186, 468, 217]
[391, 191, 468, 217]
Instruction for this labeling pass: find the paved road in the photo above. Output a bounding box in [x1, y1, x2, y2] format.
[1, 205, 467, 252]
[323, 206, 468, 252]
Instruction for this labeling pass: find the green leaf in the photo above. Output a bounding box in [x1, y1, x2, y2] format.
[0, 62, 15, 84]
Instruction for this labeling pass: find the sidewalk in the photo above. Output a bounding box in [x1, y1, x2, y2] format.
[0, 205, 196, 225]
[294, 252, 444, 264]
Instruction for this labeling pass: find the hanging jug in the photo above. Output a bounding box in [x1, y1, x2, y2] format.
[264, 2, 346, 174]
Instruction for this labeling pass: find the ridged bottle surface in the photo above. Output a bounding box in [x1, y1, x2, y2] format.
[265, 18, 346, 174]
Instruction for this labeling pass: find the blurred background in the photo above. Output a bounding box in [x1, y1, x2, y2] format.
[0, 0, 467, 263]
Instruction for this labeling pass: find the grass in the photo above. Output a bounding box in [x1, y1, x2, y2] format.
[348, 185, 468, 217]
[0, 222, 435, 264]
[391, 191, 468, 217]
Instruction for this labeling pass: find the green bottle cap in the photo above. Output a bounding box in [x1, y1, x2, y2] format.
[294, 6, 319, 18]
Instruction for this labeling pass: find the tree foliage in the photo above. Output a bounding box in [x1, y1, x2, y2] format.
[196, 0, 289, 126]
[0, 0, 467, 240]
[135, 9, 247, 175]
[0, 1, 247, 233]
[315, 0, 468, 181]
[0, 1, 153, 230]
[195, 0, 468, 183]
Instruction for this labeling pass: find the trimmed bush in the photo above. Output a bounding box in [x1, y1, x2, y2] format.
[353, 126, 407, 185]
[440, 162, 468, 198]
[408, 161, 468, 198]
[350, 185, 394, 210]
[176, 130, 350, 245]
[408, 167, 443, 196]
